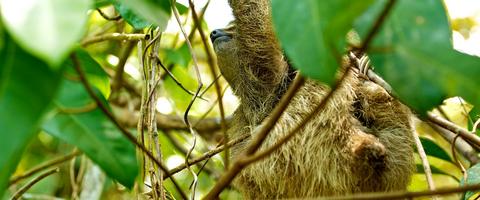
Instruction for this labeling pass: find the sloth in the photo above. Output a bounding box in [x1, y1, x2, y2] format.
[209, 0, 414, 198]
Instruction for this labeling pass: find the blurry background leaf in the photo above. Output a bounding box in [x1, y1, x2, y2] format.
[0, 34, 62, 196]
[461, 163, 480, 199]
[95, 0, 111, 8]
[42, 75, 138, 188]
[354, 0, 480, 114]
[115, 0, 171, 30]
[271, 0, 373, 85]
[63, 49, 111, 98]
[113, 2, 151, 29]
[0, 0, 92, 67]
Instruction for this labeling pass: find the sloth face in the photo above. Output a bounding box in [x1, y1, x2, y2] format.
[210, 24, 240, 86]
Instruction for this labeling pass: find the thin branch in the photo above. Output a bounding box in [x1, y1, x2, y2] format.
[171, 0, 204, 197]
[81, 33, 148, 47]
[428, 113, 480, 147]
[96, 8, 122, 21]
[112, 36, 138, 91]
[452, 134, 468, 182]
[117, 107, 232, 134]
[204, 74, 306, 199]
[11, 168, 60, 200]
[9, 150, 81, 185]
[70, 53, 188, 200]
[154, 55, 208, 101]
[321, 183, 480, 200]
[358, 0, 397, 52]
[164, 134, 250, 180]
[430, 123, 479, 164]
[188, 0, 229, 168]
[413, 129, 436, 193]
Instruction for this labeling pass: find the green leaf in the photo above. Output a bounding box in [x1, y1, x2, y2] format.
[271, 0, 373, 84]
[355, 0, 480, 114]
[461, 163, 480, 199]
[116, 0, 171, 30]
[417, 137, 453, 163]
[164, 44, 191, 68]
[164, 66, 196, 112]
[0, 35, 62, 196]
[42, 79, 138, 188]
[95, 0, 111, 8]
[415, 164, 459, 182]
[63, 49, 111, 98]
[175, 2, 188, 15]
[0, 0, 92, 68]
[113, 2, 151, 29]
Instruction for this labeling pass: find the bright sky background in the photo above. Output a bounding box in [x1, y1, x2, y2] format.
[444, 0, 480, 56]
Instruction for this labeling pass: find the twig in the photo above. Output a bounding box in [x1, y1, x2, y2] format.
[96, 8, 122, 21]
[154, 55, 207, 101]
[11, 168, 60, 200]
[171, 0, 204, 198]
[430, 122, 479, 164]
[164, 134, 250, 180]
[81, 33, 148, 47]
[320, 183, 480, 200]
[9, 150, 81, 185]
[188, 0, 229, 168]
[452, 134, 468, 182]
[204, 74, 306, 199]
[428, 113, 480, 147]
[117, 107, 231, 134]
[70, 53, 188, 200]
[112, 36, 138, 91]
[413, 129, 437, 193]
[358, 0, 397, 52]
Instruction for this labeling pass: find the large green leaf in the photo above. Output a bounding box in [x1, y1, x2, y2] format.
[42, 62, 138, 188]
[418, 136, 453, 163]
[115, 0, 171, 30]
[0, 35, 62, 196]
[0, 0, 92, 68]
[355, 0, 480, 114]
[271, 0, 373, 84]
[461, 163, 480, 199]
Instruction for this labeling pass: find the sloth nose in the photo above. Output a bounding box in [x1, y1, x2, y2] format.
[210, 29, 229, 42]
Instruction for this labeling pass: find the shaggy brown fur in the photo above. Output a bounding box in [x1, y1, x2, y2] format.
[211, 0, 414, 198]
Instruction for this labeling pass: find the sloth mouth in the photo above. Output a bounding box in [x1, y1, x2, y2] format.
[212, 35, 231, 43]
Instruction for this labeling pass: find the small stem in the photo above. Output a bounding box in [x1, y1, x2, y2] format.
[413, 129, 437, 193]
[9, 150, 81, 185]
[11, 168, 59, 200]
[81, 33, 148, 47]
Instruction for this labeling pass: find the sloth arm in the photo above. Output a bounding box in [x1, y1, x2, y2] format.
[228, 0, 287, 84]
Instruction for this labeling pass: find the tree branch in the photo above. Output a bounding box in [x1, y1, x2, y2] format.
[428, 113, 480, 148]
[9, 150, 81, 185]
[11, 168, 59, 200]
[321, 183, 480, 200]
[81, 33, 148, 47]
